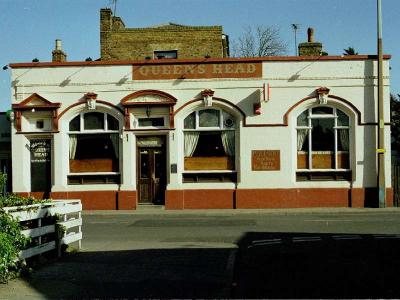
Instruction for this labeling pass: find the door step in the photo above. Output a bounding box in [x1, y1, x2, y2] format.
[137, 204, 165, 210]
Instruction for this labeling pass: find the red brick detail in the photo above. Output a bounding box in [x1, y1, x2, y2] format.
[351, 188, 393, 208]
[166, 189, 234, 209]
[117, 191, 137, 210]
[16, 187, 394, 210]
[236, 189, 349, 208]
[50, 191, 117, 210]
[184, 189, 234, 209]
[165, 190, 184, 209]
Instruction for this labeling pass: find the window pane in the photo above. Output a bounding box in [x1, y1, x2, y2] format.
[138, 117, 165, 127]
[199, 109, 220, 127]
[84, 112, 104, 130]
[107, 114, 119, 130]
[297, 110, 308, 126]
[184, 112, 195, 129]
[140, 151, 149, 178]
[311, 119, 334, 151]
[337, 129, 349, 151]
[154, 50, 177, 59]
[193, 132, 225, 157]
[69, 115, 80, 131]
[222, 111, 235, 128]
[297, 129, 309, 151]
[312, 107, 333, 115]
[74, 134, 117, 159]
[337, 110, 349, 126]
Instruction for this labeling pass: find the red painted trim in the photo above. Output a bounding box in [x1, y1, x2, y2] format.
[120, 90, 177, 105]
[15, 93, 61, 108]
[174, 97, 247, 121]
[174, 94, 368, 128]
[9, 55, 392, 68]
[57, 99, 124, 120]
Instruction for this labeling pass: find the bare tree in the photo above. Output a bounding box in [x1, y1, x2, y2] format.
[232, 25, 287, 57]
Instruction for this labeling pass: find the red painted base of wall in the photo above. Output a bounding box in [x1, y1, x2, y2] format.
[166, 188, 394, 210]
[17, 188, 393, 210]
[165, 189, 234, 209]
[17, 191, 137, 210]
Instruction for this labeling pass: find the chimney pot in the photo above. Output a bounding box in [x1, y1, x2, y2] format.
[55, 39, 62, 51]
[52, 39, 67, 62]
[307, 28, 314, 43]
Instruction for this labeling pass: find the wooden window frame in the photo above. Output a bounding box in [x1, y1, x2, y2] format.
[296, 107, 351, 181]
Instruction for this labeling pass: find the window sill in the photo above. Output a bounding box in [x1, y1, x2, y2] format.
[296, 171, 352, 181]
[183, 172, 237, 183]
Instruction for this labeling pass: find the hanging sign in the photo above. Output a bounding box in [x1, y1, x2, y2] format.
[30, 139, 51, 163]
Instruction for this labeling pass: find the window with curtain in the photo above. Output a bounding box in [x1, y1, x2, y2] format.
[183, 108, 236, 176]
[296, 106, 351, 181]
[68, 112, 120, 184]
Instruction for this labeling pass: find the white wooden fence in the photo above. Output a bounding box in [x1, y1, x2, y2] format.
[3, 199, 82, 259]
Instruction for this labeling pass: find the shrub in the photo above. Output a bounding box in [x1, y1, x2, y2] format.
[0, 172, 51, 282]
[0, 211, 29, 283]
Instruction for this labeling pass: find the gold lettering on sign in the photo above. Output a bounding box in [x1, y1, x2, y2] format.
[133, 62, 262, 80]
[252, 150, 280, 171]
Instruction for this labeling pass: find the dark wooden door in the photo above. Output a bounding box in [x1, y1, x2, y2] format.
[138, 148, 166, 204]
[30, 139, 51, 192]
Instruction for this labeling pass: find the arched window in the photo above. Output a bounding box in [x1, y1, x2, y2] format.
[68, 112, 120, 184]
[296, 106, 351, 181]
[183, 108, 236, 182]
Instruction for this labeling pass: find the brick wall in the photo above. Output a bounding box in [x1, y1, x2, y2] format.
[100, 8, 227, 60]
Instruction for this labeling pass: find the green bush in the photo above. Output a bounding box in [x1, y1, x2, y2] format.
[0, 172, 6, 195]
[0, 211, 29, 283]
[0, 194, 48, 209]
[0, 172, 52, 282]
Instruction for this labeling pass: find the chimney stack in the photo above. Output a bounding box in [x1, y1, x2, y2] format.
[52, 39, 67, 62]
[298, 27, 323, 56]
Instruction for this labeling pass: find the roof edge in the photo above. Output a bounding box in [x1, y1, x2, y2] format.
[9, 55, 392, 69]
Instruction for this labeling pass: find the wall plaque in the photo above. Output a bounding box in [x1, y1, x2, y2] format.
[252, 150, 280, 171]
[132, 62, 262, 80]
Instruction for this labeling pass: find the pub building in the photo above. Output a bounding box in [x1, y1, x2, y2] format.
[7, 12, 393, 209]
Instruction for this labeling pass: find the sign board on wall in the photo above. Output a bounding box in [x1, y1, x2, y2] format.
[251, 150, 280, 171]
[132, 62, 262, 80]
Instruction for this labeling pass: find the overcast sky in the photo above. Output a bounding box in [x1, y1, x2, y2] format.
[0, 0, 399, 111]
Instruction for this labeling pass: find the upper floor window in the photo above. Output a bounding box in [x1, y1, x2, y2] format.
[154, 50, 177, 59]
[296, 106, 350, 181]
[69, 112, 119, 132]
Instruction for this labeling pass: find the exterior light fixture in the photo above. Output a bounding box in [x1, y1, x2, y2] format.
[146, 105, 151, 117]
[201, 89, 215, 107]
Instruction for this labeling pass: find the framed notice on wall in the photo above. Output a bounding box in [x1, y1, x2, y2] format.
[251, 150, 280, 171]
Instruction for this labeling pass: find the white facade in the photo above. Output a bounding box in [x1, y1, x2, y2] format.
[9, 56, 392, 209]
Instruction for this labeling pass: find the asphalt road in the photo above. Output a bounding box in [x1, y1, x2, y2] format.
[1, 208, 400, 299]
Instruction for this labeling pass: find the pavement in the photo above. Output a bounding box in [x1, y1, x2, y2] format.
[1, 207, 400, 299]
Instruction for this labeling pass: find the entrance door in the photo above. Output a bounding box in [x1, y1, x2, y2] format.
[138, 144, 166, 205]
[30, 139, 51, 193]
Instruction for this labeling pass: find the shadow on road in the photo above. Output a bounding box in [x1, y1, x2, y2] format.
[232, 232, 400, 299]
[14, 232, 400, 298]
[22, 248, 233, 298]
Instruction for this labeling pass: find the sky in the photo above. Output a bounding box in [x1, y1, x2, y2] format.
[0, 0, 399, 112]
